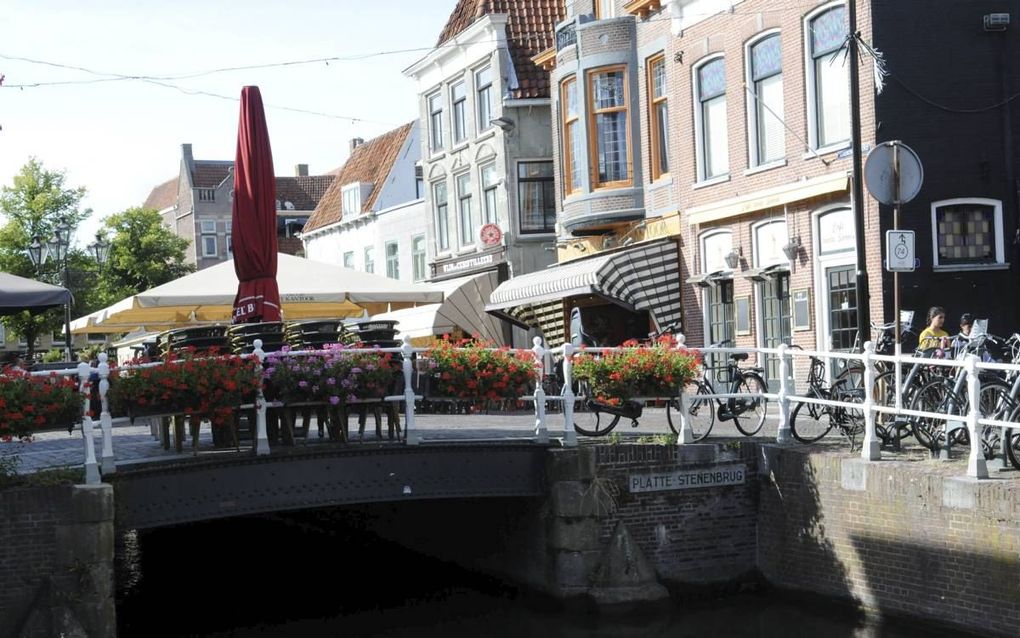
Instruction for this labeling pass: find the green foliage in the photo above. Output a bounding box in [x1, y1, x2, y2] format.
[41, 349, 65, 363]
[93, 207, 194, 308]
[573, 338, 702, 404]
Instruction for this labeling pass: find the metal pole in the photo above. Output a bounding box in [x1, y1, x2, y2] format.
[848, 0, 871, 348]
[893, 142, 901, 351]
[63, 263, 73, 361]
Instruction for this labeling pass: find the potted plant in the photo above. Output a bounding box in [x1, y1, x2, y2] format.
[572, 337, 702, 405]
[0, 370, 82, 441]
[109, 349, 260, 451]
[423, 337, 538, 405]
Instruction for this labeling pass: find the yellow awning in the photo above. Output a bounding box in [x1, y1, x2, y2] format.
[687, 171, 849, 225]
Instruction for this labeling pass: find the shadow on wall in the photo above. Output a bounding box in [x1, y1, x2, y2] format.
[757, 448, 863, 620]
[850, 534, 1020, 636]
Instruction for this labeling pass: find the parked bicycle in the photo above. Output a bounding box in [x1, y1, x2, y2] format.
[666, 339, 769, 440]
[788, 347, 868, 449]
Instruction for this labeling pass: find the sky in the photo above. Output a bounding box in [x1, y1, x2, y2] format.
[0, 0, 458, 245]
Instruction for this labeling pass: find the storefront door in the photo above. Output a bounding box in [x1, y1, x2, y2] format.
[761, 273, 792, 389]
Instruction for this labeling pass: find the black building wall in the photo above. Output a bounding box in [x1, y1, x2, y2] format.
[873, 0, 1020, 336]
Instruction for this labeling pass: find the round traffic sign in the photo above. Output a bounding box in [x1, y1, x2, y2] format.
[864, 141, 924, 205]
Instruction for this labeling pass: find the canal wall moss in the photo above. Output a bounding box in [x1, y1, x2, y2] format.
[0, 484, 116, 638]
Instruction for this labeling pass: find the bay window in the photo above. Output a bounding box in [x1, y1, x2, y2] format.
[587, 66, 631, 188]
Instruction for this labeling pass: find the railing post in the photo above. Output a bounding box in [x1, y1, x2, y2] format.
[532, 337, 549, 444]
[776, 343, 792, 444]
[253, 339, 270, 456]
[861, 341, 881, 461]
[401, 335, 419, 445]
[674, 334, 695, 444]
[561, 342, 577, 447]
[77, 360, 100, 485]
[965, 354, 988, 479]
[97, 353, 115, 474]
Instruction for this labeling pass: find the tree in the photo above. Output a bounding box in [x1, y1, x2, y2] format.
[93, 207, 194, 307]
[0, 159, 93, 360]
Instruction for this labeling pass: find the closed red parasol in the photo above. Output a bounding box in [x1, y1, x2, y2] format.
[231, 85, 281, 323]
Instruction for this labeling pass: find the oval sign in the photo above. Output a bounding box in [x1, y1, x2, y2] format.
[864, 141, 924, 206]
[479, 223, 502, 246]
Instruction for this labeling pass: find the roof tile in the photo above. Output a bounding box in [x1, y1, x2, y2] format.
[276, 175, 335, 211]
[192, 161, 233, 188]
[143, 177, 179, 211]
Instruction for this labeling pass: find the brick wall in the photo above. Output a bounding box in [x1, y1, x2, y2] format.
[758, 446, 1020, 637]
[0, 486, 67, 620]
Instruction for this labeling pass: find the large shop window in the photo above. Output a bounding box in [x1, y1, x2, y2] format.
[747, 33, 784, 166]
[561, 76, 582, 195]
[518, 161, 555, 234]
[807, 4, 850, 149]
[434, 181, 450, 252]
[931, 199, 1004, 267]
[588, 66, 631, 188]
[456, 173, 474, 247]
[695, 57, 728, 181]
[647, 53, 669, 180]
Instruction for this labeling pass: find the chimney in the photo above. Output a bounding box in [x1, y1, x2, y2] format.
[181, 143, 193, 163]
[350, 137, 365, 152]
[294, 164, 309, 177]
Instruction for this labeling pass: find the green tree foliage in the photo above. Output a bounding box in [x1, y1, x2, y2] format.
[0, 159, 92, 360]
[94, 207, 194, 307]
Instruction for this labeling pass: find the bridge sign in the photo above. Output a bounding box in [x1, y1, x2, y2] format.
[629, 464, 746, 493]
[886, 230, 915, 272]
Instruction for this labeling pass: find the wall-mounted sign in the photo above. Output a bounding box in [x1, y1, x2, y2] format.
[793, 289, 811, 330]
[433, 247, 506, 277]
[886, 230, 916, 272]
[702, 231, 733, 273]
[479, 223, 502, 246]
[754, 220, 789, 267]
[629, 464, 747, 493]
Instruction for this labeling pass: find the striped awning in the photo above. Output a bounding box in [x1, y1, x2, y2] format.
[486, 239, 682, 346]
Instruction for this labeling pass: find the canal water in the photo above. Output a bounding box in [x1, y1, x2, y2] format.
[116, 508, 967, 637]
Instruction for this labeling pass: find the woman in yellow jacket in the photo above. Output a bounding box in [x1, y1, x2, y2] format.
[917, 306, 949, 351]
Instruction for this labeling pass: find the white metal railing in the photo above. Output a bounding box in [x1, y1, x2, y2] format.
[13, 332, 1020, 485]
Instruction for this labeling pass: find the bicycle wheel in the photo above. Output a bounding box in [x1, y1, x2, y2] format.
[1005, 405, 1020, 470]
[667, 379, 714, 441]
[732, 372, 768, 436]
[909, 378, 953, 451]
[570, 381, 620, 437]
[830, 377, 865, 444]
[790, 394, 833, 443]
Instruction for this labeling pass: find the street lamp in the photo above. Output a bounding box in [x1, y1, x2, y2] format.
[88, 233, 111, 265]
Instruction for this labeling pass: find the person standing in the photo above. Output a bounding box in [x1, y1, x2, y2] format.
[917, 306, 949, 351]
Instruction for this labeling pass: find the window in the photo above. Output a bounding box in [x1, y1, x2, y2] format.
[199, 220, 216, 234]
[481, 164, 499, 224]
[452, 81, 467, 144]
[428, 92, 444, 152]
[343, 251, 355, 269]
[415, 165, 424, 199]
[226, 235, 233, 258]
[456, 173, 474, 246]
[594, 0, 615, 19]
[197, 188, 215, 202]
[707, 280, 735, 383]
[807, 4, 850, 149]
[518, 161, 555, 233]
[342, 184, 361, 215]
[560, 76, 583, 194]
[695, 57, 728, 181]
[587, 66, 630, 188]
[364, 246, 375, 274]
[202, 235, 218, 257]
[385, 241, 399, 279]
[747, 33, 785, 166]
[412, 235, 426, 281]
[476, 66, 493, 134]
[0, 323, 5, 344]
[225, 220, 232, 233]
[647, 54, 669, 180]
[87, 333, 108, 344]
[434, 181, 450, 251]
[931, 199, 1004, 267]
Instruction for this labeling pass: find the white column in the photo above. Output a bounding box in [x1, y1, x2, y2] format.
[965, 354, 989, 479]
[401, 335, 419, 445]
[253, 340, 270, 456]
[532, 337, 549, 444]
[560, 342, 577, 447]
[77, 360, 100, 485]
[97, 353, 115, 474]
[775, 343, 792, 444]
[675, 334, 695, 444]
[860, 341, 881, 461]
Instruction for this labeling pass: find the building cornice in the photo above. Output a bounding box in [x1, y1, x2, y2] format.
[403, 14, 509, 78]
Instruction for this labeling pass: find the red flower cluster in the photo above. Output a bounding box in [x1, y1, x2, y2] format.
[573, 338, 702, 403]
[108, 349, 260, 428]
[425, 336, 538, 401]
[0, 370, 82, 441]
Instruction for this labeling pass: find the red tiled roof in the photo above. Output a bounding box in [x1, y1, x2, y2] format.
[276, 175, 335, 211]
[192, 162, 233, 188]
[436, 0, 562, 99]
[143, 177, 179, 211]
[303, 123, 415, 234]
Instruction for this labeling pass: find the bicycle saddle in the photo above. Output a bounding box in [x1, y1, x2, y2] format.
[730, 352, 749, 362]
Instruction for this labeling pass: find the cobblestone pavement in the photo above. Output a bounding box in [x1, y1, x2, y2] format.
[1, 405, 1011, 476]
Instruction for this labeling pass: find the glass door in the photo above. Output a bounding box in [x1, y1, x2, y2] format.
[707, 279, 734, 383]
[761, 273, 792, 389]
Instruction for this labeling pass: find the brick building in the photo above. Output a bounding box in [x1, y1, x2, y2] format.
[142, 144, 334, 270]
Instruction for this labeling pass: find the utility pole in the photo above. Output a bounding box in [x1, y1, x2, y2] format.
[848, 0, 871, 347]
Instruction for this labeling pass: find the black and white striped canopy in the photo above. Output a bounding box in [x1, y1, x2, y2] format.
[486, 239, 682, 347]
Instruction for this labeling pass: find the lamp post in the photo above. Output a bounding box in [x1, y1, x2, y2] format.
[26, 219, 111, 361]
